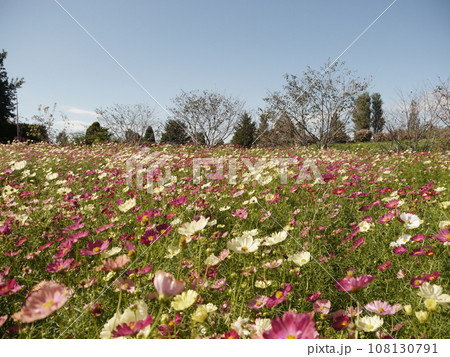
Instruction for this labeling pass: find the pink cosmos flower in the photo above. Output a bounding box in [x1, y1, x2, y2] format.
[412, 234, 425, 242]
[248, 295, 269, 309]
[365, 300, 402, 315]
[0, 278, 24, 296]
[334, 275, 375, 292]
[12, 281, 70, 323]
[231, 208, 248, 219]
[54, 240, 73, 259]
[152, 270, 185, 299]
[393, 246, 407, 254]
[378, 261, 392, 271]
[266, 283, 292, 308]
[210, 277, 227, 291]
[378, 212, 394, 224]
[46, 258, 74, 273]
[434, 229, 450, 244]
[384, 199, 399, 209]
[313, 299, 331, 314]
[103, 254, 131, 271]
[114, 277, 135, 293]
[80, 238, 111, 256]
[112, 315, 153, 338]
[263, 311, 318, 339]
[307, 291, 322, 302]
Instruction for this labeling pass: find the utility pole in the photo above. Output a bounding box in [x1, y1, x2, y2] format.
[16, 89, 20, 140]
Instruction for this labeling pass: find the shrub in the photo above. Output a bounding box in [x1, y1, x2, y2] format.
[354, 129, 373, 142]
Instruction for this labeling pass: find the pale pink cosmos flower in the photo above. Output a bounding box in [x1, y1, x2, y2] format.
[365, 300, 402, 316]
[114, 278, 136, 293]
[0, 315, 7, 328]
[103, 254, 130, 271]
[263, 311, 318, 339]
[248, 295, 269, 309]
[152, 271, 185, 299]
[12, 281, 70, 323]
[313, 299, 331, 314]
[262, 259, 283, 269]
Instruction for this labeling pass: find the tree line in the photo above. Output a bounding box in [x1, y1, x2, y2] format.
[1, 49, 449, 150]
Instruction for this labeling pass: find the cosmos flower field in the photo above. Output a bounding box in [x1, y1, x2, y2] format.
[0, 142, 449, 339]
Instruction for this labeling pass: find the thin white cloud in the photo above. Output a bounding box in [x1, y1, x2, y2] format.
[55, 120, 89, 132]
[67, 107, 98, 117]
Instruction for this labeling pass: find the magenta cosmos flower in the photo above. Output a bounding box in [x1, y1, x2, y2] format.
[266, 283, 292, 308]
[46, 258, 74, 273]
[112, 315, 153, 338]
[12, 281, 70, 323]
[152, 271, 185, 299]
[334, 275, 375, 292]
[365, 300, 402, 315]
[80, 238, 112, 256]
[263, 311, 318, 339]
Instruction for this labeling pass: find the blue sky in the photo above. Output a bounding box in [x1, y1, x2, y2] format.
[1, 0, 449, 133]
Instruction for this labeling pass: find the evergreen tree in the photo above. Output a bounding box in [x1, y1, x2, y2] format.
[231, 112, 257, 148]
[255, 114, 270, 146]
[143, 125, 155, 144]
[85, 121, 110, 145]
[352, 92, 371, 131]
[160, 119, 190, 144]
[407, 100, 420, 132]
[371, 93, 385, 133]
[0, 50, 24, 142]
[56, 130, 69, 145]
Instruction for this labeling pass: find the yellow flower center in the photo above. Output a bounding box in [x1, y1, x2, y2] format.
[130, 322, 136, 330]
[43, 299, 56, 308]
[58, 265, 64, 269]
[378, 307, 385, 312]
[160, 229, 166, 234]
[286, 334, 296, 339]
[256, 302, 263, 306]
[275, 291, 283, 299]
[366, 324, 373, 330]
[241, 247, 248, 252]
[93, 247, 100, 253]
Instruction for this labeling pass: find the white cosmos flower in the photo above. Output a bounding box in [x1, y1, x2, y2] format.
[171, 290, 198, 311]
[251, 318, 272, 334]
[101, 247, 122, 259]
[400, 213, 421, 229]
[164, 244, 181, 259]
[46, 172, 58, 180]
[118, 198, 136, 212]
[205, 254, 220, 266]
[417, 283, 450, 307]
[227, 236, 261, 254]
[255, 280, 272, 288]
[288, 251, 311, 266]
[263, 231, 287, 246]
[240, 229, 259, 238]
[231, 317, 250, 337]
[389, 234, 412, 248]
[358, 221, 373, 232]
[356, 315, 383, 332]
[438, 221, 450, 230]
[11, 160, 27, 171]
[178, 216, 209, 237]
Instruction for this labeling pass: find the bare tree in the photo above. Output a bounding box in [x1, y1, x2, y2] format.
[385, 85, 445, 152]
[169, 89, 245, 147]
[261, 61, 369, 148]
[95, 103, 157, 144]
